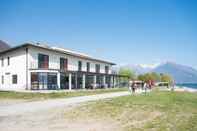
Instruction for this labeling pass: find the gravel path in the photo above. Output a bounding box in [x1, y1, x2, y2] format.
[0, 104, 121, 131]
[0, 91, 130, 117]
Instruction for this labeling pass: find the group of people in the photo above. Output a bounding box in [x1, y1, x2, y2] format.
[129, 80, 153, 93]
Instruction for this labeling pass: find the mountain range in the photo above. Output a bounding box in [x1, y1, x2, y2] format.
[1, 40, 197, 83]
[0, 40, 10, 52]
[117, 62, 197, 83]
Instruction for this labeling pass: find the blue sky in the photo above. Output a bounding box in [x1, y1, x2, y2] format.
[0, 0, 197, 68]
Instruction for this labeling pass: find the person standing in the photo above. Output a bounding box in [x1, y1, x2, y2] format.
[132, 83, 136, 93]
[144, 82, 147, 94]
[129, 81, 132, 93]
[148, 80, 152, 89]
[171, 80, 175, 91]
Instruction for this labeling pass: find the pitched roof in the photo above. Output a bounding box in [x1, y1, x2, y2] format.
[0, 43, 116, 65]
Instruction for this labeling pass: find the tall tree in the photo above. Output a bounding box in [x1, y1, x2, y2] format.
[160, 74, 173, 84]
[119, 67, 136, 80]
[150, 72, 161, 82]
[138, 74, 145, 81]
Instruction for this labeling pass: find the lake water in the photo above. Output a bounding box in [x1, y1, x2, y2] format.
[176, 83, 197, 89]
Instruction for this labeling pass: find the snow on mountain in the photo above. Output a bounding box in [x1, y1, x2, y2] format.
[117, 62, 197, 83]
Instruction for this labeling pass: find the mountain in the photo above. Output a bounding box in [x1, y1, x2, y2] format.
[0, 40, 10, 52]
[115, 64, 158, 75]
[120, 65, 151, 74]
[152, 62, 197, 83]
[118, 62, 197, 83]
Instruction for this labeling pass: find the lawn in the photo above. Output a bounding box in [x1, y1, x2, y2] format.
[0, 88, 128, 100]
[65, 90, 197, 131]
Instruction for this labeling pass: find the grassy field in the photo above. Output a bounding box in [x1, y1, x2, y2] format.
[0, 88, 128, 100]
[65, 90, 197, 131]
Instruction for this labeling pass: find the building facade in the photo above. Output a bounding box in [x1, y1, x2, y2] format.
[0, 43, 127, 90]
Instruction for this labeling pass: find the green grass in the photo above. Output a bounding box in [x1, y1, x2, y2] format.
[0, 88, 128, 100]
[65, 90, 197, 131]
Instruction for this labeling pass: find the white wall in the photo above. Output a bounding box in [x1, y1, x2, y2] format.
[0, 48, 27, 89]
[28, 46, 112, 74]
[0, 45, 113, 90]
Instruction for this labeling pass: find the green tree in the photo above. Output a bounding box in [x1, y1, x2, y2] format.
[118, 68, 136, 80]
[138, 74, 145, 81]
[143, 73, 153, 82]
[150, 72, 161, 82]
[137, 72, 161, 82]
[160, 74, 173, 84]
[137, 72, 173, 85]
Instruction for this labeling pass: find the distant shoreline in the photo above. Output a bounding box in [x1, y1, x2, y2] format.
[174, 86, 197, 92]
[176, 83, 197, 90]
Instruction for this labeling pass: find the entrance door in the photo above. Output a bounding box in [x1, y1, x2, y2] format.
[60, 73, 69, 89]
[76, 74, 83, 89]
[86, 75, 94, 89]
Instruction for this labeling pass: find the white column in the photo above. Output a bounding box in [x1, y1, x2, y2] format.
[103, 75, 106, 88]
[82, 74, 86, 89]
[93, 75, 96, 89]
[110, 76, 113, 88]
[69, 73, 72, 91]
[113, 76, 116, 88]
[57, 72, 60, 89]
[112, 76, 115, 88]
[117, 77, 120, 88]
[75, 74, 78, 89]
[27, 71, 31, 90]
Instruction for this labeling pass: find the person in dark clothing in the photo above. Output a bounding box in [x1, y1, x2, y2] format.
[132, 83, 137, 93]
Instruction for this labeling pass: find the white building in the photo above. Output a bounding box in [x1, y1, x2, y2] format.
[0, 43, 126, 90]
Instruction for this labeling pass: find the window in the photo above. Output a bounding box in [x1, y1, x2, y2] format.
[78, 61, 82, 71]
[60, 58, 68, 71]
[31, 72, 38, 89]
[7, 57, 10, 66]
[95, 64, 100, 73]
[31, 72, 57, 90]
[12, 75, 17, 84]
[38, 73, 48, 89]
[1, 58, 4, 67]
[105, 66, 109, 74]
[31, 72, 48, 90]
[38, 54, 49, 69]
[47, 73, 57, 89]
[87, 62, 90, 72]
[1, 75, 4, 84]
